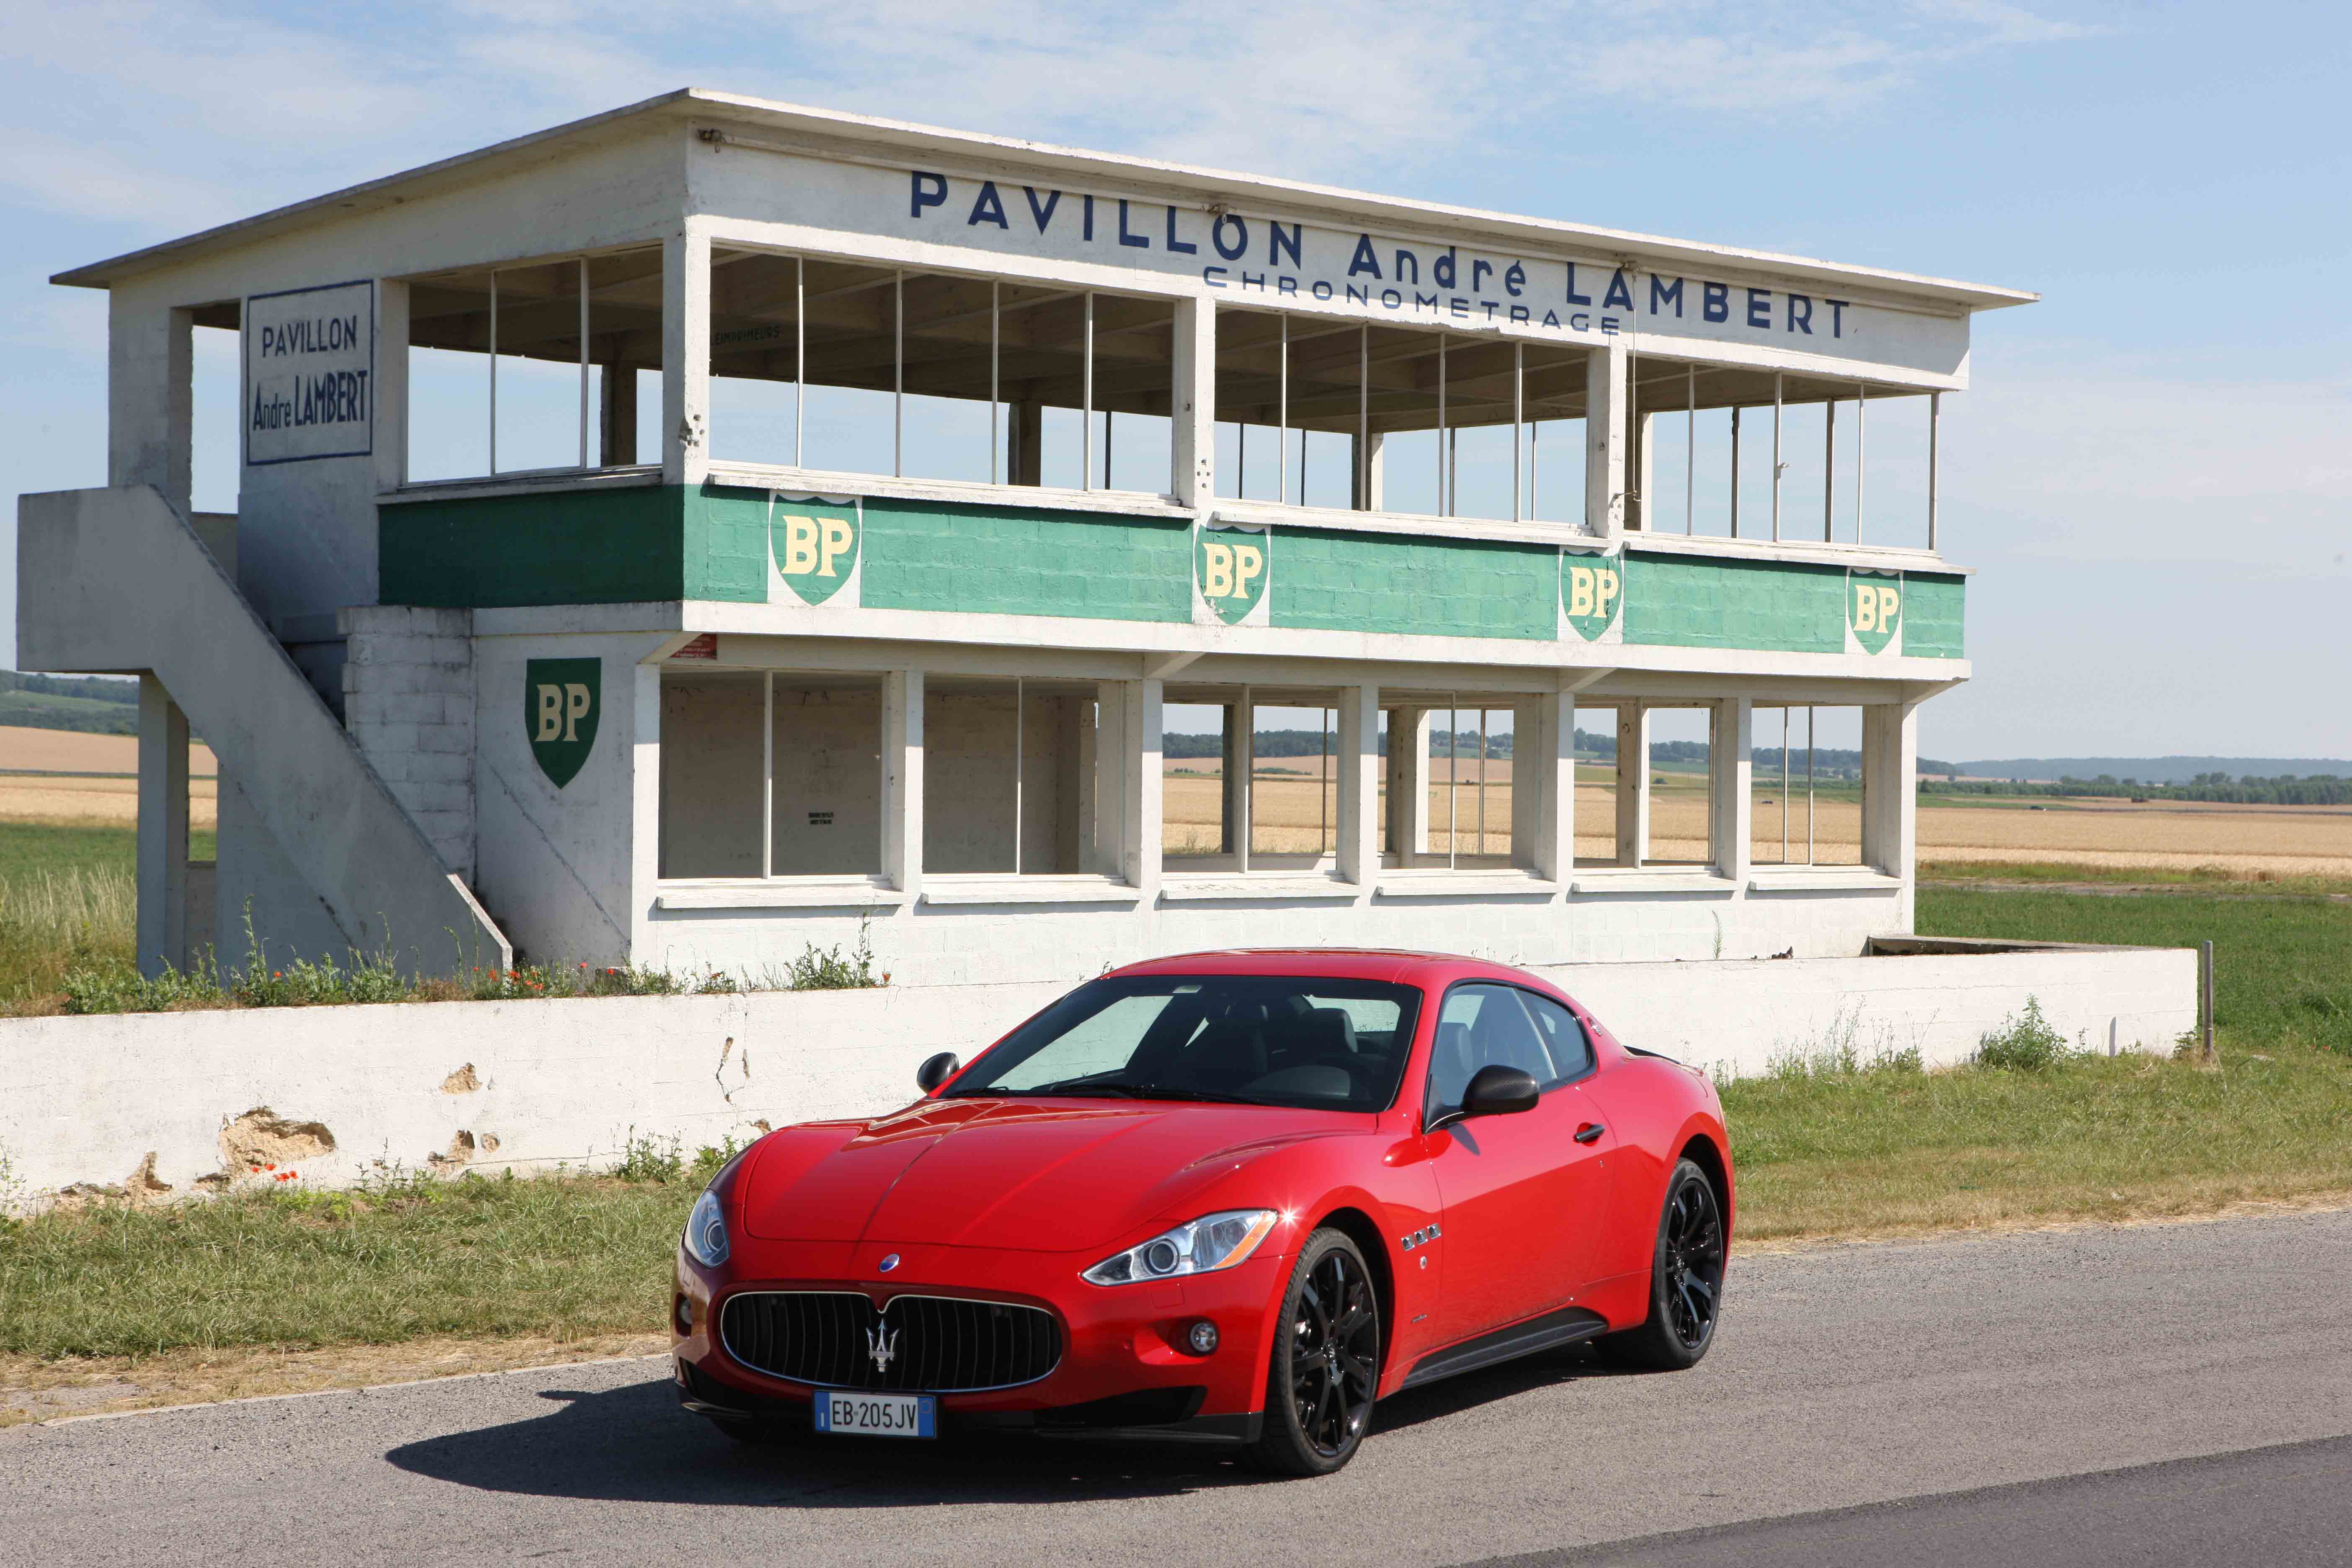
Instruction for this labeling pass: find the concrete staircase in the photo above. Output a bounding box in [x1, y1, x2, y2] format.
[16, 485, 512, 975]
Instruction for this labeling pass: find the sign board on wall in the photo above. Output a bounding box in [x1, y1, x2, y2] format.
[243, 279, 375, 466]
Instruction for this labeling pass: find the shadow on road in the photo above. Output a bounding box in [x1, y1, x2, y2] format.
[385, 1347, 1636, 1506]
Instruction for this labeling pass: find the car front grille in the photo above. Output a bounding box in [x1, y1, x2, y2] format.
[720, 1291, 1063, 1393]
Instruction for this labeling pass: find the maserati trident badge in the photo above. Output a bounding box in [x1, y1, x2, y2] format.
[877, 1253, 901, 1272]
[866, 1323, 898, 1373]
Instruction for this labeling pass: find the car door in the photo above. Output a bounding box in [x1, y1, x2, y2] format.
[1422, 983, 1612, 1341]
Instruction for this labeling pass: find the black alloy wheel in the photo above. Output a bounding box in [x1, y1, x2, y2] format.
[1250, 1229, 1381, 1475]
[1596, 1158, 1727, 1371]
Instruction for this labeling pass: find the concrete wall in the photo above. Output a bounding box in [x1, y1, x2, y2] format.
[0, 946, 2193, 1205]
[343, 606, 477, 878]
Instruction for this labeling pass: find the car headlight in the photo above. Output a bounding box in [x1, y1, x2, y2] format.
[1083, 1210, 1279, 1286]
[683, 1189, 730, 1268]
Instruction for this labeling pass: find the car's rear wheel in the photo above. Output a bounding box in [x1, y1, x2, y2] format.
[1249, 1228, 1381, 1476]
[1596, 1158, 1725, 1371]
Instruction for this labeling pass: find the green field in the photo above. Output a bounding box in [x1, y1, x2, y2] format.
[0, 823, 212, 1012]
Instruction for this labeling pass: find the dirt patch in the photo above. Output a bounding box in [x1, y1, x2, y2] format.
[426, 1130, 477, 1174]
[438, 1064, 480, 1094]
[0, 1332, 668, 1428]
[218, 1108, 335, 1175]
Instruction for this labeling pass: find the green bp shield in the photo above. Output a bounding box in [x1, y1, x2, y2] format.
[525, 658, 601, 787]
[1195, 523, 1270, 626]
[1560, 552, 1624, 642]
[770, 496, 861, 606]
[1848, 571, 1902, 655]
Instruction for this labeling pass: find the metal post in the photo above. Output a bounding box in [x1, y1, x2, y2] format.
[1855, 382, 1867, 543]
[1104, 407, 1113, 490]
[487, 271, 498, 474]
[1780, 707, 1790, 864]
[988, 279, 999, 485]
[1730, 406, 1741, 538]
[578, 256, 591, 469]
[892, 271, 904, 479]
[1320, 705, 1331, 855]
[1014, 678, 1025, 875]
[1806, 707, 1816, 864]
[2201, 939, 2216, 1065]
[1278, 314, 1289, 505]
[761, 671, 774, 878]
[1478, 707, 1489, 855]
[1513, 343, 1524, 524]
[1447, 696, 1459, 869]
[1928, 390, 1941, 552]
[795, 256, 805, 468]
[1082, 292, 1095, 491]
[1823, 397, 1836, 543]
[1436, 335, 1447, 517]
[1771, 373, 1782, 542]
[1530, 419, 1540, 521]
[1685, 362, 1695, 535]
[1357, 325, 1369, 511]
[1237, 421, 1246, 501]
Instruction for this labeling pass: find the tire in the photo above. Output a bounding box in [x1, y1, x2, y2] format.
[1248, 1228, 1382, 1477]
[1595, 1158, 1726, 1371]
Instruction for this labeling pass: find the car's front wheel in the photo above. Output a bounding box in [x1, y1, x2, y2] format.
[1596, 1158, 1726, 1371]
[1249, 1228, 1381, 1476]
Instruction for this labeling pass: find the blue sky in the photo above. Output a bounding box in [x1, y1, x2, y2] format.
[3, 0, 2346, 760]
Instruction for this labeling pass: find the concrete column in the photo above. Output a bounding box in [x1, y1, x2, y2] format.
[1170, 297, 1217, 506]
[1630, 411, 1656, 532]
[1615, 704, 1649, 866]
[1075, 694, 1099, 871]
[1363, 431, 1386, 512]
[136, 675, 190, 977]
[1862, 702, 1918, 877]
[600, 340, 638, 466]
[1093, 681, 1127, 877]
[109, 299, 194, 506]
[1710, 696, 1753, 883]
[1336, 685, 1380, 887]
[1117, 678, 1163, 893]
[1585, 341, 1627, 538]
[1387, 706, 1432, 865]
[1231, 691, 1254, 871]
[1009, 400, 1043, 485]
[1527, 689, 1574, 883]
[376, 281, 410, 493]
[883, 669, 925, 897]
[628, 660, 662, 962]
[663, 223, 711, 488]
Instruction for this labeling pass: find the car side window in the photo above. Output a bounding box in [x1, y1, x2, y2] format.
[1518, 991, 1595, 1081]
[1426, 983, 1558, 1122]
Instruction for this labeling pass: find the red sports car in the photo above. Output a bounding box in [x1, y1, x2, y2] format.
[671, 949, 1732, 1475]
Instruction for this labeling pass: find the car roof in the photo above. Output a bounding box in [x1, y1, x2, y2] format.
[1107, 948, 1537, 988]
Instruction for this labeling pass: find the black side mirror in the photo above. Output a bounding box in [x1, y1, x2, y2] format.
[916, 1052, 961, 1093]
[1462, 1064, 1540, 1118]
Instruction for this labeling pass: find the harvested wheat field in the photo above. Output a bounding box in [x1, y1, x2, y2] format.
[1158, 751, 2349, 879]
[0, 725, 218, 828]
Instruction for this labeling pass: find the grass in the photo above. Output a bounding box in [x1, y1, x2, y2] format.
[1921, 857, 2352, 897]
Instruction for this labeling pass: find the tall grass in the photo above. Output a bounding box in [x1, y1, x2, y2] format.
[0, 865, 135, 1010]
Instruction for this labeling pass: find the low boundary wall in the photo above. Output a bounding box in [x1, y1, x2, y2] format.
[0, 946, 2196, 1205]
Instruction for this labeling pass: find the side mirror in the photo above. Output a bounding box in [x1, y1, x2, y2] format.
[915, 1052, 961, 1093]
[1462, 1064, 1540, 1118]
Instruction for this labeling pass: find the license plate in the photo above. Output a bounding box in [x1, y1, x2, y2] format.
[812, 1390, 936, 1438]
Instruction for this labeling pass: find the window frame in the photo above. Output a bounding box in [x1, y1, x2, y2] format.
[1420, 978, 1599, 1132]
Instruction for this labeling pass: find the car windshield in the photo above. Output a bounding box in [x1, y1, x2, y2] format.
[944, 975, 1425, 1112]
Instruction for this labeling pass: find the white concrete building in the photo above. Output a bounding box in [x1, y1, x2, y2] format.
[16, 89, 2040, 988]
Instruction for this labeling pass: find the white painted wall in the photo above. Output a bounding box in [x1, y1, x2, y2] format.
[0, 946, 2193, 1206]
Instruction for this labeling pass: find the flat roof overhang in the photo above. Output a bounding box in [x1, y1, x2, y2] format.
[52, 90, 2037, 320]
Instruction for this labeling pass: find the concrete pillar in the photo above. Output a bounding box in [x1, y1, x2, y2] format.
[1093, 681, 1127, 877]
[136, 675, 190, 977]
[1387, 706, 1432, 865]
[376, 281, 410, 493]
[109, 299, 194, 507]
[1116, 678, 1163, 893]
[1527, 689, 1574, 883]
[663, 223, 711, 488]
[1862, 702, 1918, 877]
[1615, 704, 1649, 867]
[600, 339, 638, 466]
[883, 669, 925, 897]
[1170, 298, 1216, 505]
[1363, 431, 1386, 512]
[1229, 691, 1254, 870]
[1076, 694, 1099, 871]
[1336, 685, 1380, 886]
[1585, 341, 1627, 538]
[1009, 400, 1042, 485]
[629, 660, 662, 962]
[1710, 696, 1753, 883]
[1630, 411, 1656, 532]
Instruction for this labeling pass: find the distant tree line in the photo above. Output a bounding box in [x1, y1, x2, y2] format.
[0, 670, 140, 736]
[1921, 773, 2352, 805]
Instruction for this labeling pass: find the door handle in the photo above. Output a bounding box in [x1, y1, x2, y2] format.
[1574, 1122, 1605, 1145]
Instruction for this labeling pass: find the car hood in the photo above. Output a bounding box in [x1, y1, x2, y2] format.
[738, 1097, 1357, 1251]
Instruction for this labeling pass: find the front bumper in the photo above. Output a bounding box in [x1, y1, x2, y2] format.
[673, 1234, 1287, 1440]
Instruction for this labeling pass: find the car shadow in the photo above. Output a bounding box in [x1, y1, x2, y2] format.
[387, 1347, 1647, 1505]
[385, 1378, 1263, 1506]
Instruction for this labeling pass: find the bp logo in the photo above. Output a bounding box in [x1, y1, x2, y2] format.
[769, 495, 861, 606]
[1848, 571, 1903, 655]
[525, 658, 600, 788]
[1194, 522, 1269, 627]
[1560, 552, 1624, 643]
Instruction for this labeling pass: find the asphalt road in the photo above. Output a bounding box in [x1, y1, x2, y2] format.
[5, 1209, 2349, 1567]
